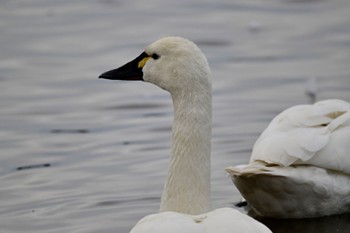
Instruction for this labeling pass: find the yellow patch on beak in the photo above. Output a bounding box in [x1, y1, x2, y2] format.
[138, 56, 151, 68]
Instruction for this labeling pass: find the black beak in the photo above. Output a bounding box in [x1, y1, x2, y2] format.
[99, 52, 150, 81]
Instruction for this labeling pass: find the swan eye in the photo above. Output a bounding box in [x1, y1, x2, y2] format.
[152, 53, 160, 60]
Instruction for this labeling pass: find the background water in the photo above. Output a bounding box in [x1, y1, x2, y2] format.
[1, 0, 350, 232]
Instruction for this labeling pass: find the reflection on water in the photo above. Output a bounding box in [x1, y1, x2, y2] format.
[260, 213, 350, 233]
[1, 0, 350, 232]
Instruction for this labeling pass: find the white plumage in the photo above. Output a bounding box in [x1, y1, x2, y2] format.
[130, 208, 270, 233]
[226, 99, 350, 218]
[100, 37, 271, 232]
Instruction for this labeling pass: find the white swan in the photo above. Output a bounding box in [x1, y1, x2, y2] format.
[99, 37, 271, 233]
[226, 99, 350, 218]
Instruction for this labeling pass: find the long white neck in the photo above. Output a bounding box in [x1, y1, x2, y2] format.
[160, 83, 212, 215]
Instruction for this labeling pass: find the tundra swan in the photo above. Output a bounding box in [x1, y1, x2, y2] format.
[99, 37, 271, 233]
[226, 99, 350, 218]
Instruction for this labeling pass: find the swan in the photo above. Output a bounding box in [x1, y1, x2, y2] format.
[99, 37, 271, 233]
[226, 99, 350, 218]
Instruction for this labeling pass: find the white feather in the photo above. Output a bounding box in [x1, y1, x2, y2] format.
[227, 99, 350, 218]
[131, 208, 270, 233]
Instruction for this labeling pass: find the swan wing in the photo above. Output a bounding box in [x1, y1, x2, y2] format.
[130, 208, 271, 233]
[250, 99, 350, 173]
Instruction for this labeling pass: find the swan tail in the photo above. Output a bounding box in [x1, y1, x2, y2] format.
[225, 161, 283, 177]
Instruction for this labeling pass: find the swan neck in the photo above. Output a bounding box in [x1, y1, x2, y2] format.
[160, 88, 212, 215]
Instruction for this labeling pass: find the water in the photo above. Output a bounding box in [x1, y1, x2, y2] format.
[1, 0, 350, 232]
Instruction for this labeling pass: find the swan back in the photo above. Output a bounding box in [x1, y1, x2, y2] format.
[130, 208, 271, 233]
[251, 99, 350, 174]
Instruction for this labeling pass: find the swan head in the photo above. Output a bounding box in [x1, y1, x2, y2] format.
[99, 37, 211, 94]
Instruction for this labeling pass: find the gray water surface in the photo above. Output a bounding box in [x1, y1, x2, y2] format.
[1, 0, 350, 232]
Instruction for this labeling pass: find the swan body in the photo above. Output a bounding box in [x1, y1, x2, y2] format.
[226, 99, 350, 218]
[100, 37, 271, 232]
